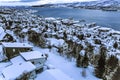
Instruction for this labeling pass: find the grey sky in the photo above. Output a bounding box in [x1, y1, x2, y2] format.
[0, 0, 98, 6]
[0, 0, 97, 2]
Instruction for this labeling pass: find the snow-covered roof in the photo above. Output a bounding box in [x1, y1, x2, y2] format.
[2, 42, 33, 48]
[110, 30, 120, 35]
[2, 62, 36, 80]
[98, 27, 111, 32]
[91, 26, 100, 30]
[0, 27, 6, 40]
[47, 38, 65, 47]
[45, 17, 56, 21]
[72, 36, 78, 42]
[21, 28, 28, 33]
[10, 56, 25, 64]
[31, 28, 40, 33]
[0, 45, 3, 52]
[0, 27, 4, 34]
[20, 51, 45, 61]
[37, 69, 74, 80]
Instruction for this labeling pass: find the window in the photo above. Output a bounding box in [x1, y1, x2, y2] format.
[32, 62, 35, 64]
[13, 49, 15, 52]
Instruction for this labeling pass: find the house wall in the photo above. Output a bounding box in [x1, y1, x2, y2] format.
[29, 58, 46, 70]
[29, 70, 36, 79]
[16, 70, 36, 80]
[3, 47, 32, 59]
[3, 48, 18, 59]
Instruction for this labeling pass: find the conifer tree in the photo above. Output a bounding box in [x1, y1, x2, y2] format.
[113, 42, 118, 49]
[95, 46, 106, 78]
[106, 55, 118, 70]
[82, 52, 89, 68]
[76, 54, 82, 67]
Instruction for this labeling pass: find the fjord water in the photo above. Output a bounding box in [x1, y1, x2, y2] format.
[32, 7, 120, 30]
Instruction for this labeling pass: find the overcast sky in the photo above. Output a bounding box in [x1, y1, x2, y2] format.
[0, 0, 98, 6]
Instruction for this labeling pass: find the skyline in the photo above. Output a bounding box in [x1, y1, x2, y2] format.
[0, 0, 97, 6]
[0, 0, 97, 2]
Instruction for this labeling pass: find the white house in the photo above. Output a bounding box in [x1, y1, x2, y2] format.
[2, 62, 36, 80]
[20, 51, 46, 71]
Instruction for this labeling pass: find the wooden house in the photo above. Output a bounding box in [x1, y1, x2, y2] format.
[2, 42, 33, 60]
[20, 51, 46, 71]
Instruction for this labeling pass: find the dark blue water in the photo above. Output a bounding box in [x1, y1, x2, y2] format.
[16, 7, 120, 31]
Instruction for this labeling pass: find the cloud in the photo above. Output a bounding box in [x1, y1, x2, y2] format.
[20, 0, 39, 2]
[0, 0, 20, 2]
[0, 0, 39, 2]
[0, 0, 97, 6]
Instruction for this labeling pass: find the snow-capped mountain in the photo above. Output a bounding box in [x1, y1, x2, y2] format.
[94, 0, 120, 7]
[34, 0, 120, 10]
[70, 0, 119, 7]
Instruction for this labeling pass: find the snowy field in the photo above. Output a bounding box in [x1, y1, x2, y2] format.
[33, 46, 98, 80]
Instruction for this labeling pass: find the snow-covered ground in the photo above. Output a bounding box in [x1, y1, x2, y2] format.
[33, 47, 98, 80]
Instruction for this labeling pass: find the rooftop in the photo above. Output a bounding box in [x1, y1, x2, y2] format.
[2, 62, 36, 80]
[2, 42, 33, 48]
[20, 51, 45, 61]
[0, 27, 6, 41]
[10, 56, 25, 64]
[0, 27, 4, 34]
[98, 27, 111, 32]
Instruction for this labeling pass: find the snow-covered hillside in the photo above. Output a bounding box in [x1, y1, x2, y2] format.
[0, 7, 120, 80]
[35, 0, 120, 11]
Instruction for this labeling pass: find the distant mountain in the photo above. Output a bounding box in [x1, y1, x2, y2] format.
[32, 0, 120, 11]
[93, 0, 120, 7]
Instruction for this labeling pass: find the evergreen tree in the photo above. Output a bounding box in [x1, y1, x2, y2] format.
[39, 34, 46, 47]
[113, 42, 118, 49]
[77, 34, 84, 40]
[63, 31, 67, 40]
[82, 52, 89, 68]
[105, 55, 119, 78]
[112, 67, 120, 80]
[95, 46, 106, 79]
[106, 55, 118, 70]
[76, 54, 82, 67]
